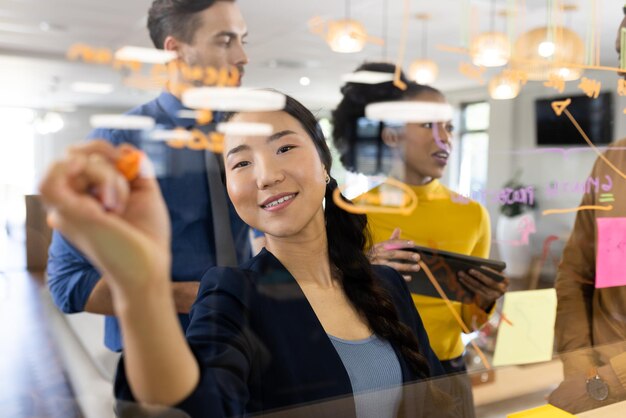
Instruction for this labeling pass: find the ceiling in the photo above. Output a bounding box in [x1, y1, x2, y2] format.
[0, 0, 622, 111]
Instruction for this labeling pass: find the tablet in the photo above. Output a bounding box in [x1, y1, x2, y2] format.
[401, 245, 506, 304]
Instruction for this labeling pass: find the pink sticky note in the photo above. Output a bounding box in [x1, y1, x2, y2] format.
[596, 217, 626, 288]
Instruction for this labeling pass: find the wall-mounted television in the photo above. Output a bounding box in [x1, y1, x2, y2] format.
[535, 92, 613, 146]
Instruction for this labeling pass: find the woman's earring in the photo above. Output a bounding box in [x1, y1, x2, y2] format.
[325, 173, 331, 184]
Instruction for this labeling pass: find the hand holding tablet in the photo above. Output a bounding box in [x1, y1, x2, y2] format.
[402, 246, 507, 305]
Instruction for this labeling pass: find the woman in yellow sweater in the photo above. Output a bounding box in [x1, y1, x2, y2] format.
[332, 62, 509, 375]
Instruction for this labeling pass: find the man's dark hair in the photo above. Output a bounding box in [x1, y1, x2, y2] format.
[147, 0, 234, 49]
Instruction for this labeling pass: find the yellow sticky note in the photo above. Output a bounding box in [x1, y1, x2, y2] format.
[507, 404, 574, 417]
[493, 289, 557, 366]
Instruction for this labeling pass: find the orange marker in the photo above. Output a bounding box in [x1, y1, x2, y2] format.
[116, 147, 144, 181]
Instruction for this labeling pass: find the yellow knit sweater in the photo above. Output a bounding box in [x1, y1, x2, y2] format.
[363, 179, 493, 360]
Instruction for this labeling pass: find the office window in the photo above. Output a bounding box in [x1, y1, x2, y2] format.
[0, 107, 36, 269]
[456, 102, 490, 201]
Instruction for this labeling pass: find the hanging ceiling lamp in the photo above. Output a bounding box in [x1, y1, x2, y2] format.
[489, 71, 521, 99]
[326, 0, 367, 53]
[409, 14, 438, 84]
[470, 32, 511, 67]
[469, 0, 510, 67]
[510, 3, 584, 80]
[410, 60, 438, 85]
[511, 26, 584, 81]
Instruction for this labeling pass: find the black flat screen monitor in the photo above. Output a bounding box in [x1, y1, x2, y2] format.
[535, 92, 613, 146]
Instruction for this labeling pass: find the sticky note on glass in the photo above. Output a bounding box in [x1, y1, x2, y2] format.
[507, 404, 574, 418]
[493, 289, 557, 367]
[596, 218, 626, 289]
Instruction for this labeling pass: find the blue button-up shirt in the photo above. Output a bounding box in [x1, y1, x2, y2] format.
[47, 92, 251, 351]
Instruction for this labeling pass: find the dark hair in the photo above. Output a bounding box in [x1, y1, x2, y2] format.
[331, 62, 442, 171]
[228, 93, 432, 378]
[147, 0, 234, 49]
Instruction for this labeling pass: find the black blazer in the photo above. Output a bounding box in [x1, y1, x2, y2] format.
[115, 249, 462, 418]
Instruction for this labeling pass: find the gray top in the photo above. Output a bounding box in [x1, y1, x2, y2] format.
[329, 334, 403, 418]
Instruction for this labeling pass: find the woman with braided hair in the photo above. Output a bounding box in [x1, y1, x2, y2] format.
[39, 92, 464, 417]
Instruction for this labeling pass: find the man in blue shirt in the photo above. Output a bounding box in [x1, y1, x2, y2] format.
[47, 0, 251, 352]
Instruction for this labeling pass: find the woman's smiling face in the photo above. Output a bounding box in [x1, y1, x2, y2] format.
[223, 110, 328, 239]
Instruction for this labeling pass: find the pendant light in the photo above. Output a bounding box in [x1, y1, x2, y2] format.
[510, 2, 583, 81]
[470, 0, 511, 67]
[326, 0, 367, 53]
[489, 71, 521, 100]
[409, 14, 438, 85]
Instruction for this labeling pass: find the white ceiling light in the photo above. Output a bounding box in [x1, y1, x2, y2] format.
[470, 32, 511, 67]
[182, 88, 286, 112]
[39, 21, 66, 33]
[326, 19, 367, 53]
[409, 59, 439, 85]
[469, 0, 510, 67]
[114, 46, 178, 64]
[299, 77, 311, 86]
[537, 41, 556, 58]
[71, 82, 114, 95]
[326, 0, 367, 53]
[365, 101, 454, 123]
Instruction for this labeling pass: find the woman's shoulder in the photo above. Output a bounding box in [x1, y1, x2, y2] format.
[196, 249, 293, 300]
[196, 251, 270, 299]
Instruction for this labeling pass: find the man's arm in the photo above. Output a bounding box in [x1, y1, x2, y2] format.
[47, 230, 104, 313]
[86, 279, 200, 315]
[554, 165, 600, 378]
[49, 231, 201, 316]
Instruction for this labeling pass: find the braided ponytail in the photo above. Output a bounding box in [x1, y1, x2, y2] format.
[324, 179, 431, 378]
